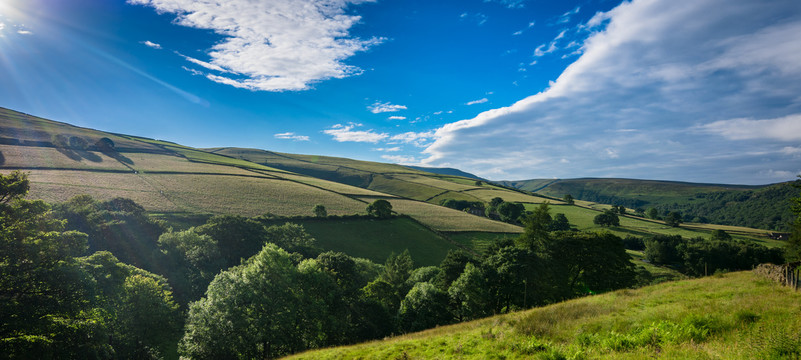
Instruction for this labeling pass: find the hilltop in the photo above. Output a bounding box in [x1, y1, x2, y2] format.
[285, 271, 801, 359]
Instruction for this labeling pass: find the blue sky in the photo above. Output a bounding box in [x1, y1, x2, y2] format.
[1, 0, 800, 185]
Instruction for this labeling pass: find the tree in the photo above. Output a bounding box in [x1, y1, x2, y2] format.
[195, 215, 267, 266]
[646, 207, 660, 220]
[665, 211, 683, 227]
[710, 229, 732, 242]
[786, 177, 801, 262]
[180, 243, 334, 359]
[518, 202, 552, 250]
[158, 228, 225, 302]
[366, 199, 393, 218]
[398, 282, 452, 333]
[563, 194, 574, 205]
[549, 213, 572, 231]
[548, 232, 636, 296]
[593, 210, 620, 227]
[448, 263, 491, 321]
[489, 197, 504, 208]
[433, 249, 472, 290]
[313, 204, 327, 217]
[497, 201, 525, 223]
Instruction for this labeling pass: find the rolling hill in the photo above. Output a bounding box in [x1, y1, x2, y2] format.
[285, 270, 801, 360]
[502, 178, 799, 231]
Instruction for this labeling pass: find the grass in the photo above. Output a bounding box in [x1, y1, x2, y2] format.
[263, 217, 457, 266]
[627, 250, 686, 284]
[368, 197, 524, 233]
[527, 203, 777, 246]
[446, 232, 520, 254]
[284, 271, 801, 359]
[463, 188, 560, 204]
[146, 174, 368, 217]
[367, 174, 446, 201]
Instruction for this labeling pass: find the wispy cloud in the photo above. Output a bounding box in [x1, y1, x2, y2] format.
[388, 116, 406, 120]
[466, 98, 488, 105]
[459, 12, 488, 26]
[128, 0, 383, 92]
[374, 147, 402, 152]
[698, 114, 801, 141]
[274, 132, 310, 141]
[484, 0, 527, 9]
[422, 0, 801, 184]
[389, 131, 434, 147]
[369, 101, 407, 113]
[557, 6, 580, 24]
[16, 29, 31, 35]
[324, 123, 388, 143]
[381, 154, 418, 165]
[141, 40, 162, 49]
[512, 21, 536, 36]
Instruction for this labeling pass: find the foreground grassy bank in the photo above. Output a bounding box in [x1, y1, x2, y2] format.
[285, 271, 801, 359]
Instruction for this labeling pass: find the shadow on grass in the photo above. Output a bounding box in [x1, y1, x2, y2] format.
[0, 151, 4, 166]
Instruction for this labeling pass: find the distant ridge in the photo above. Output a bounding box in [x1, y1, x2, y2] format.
[405, 165, 485, 181]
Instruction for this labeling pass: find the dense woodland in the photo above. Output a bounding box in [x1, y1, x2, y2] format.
[2, 170, 800, 359]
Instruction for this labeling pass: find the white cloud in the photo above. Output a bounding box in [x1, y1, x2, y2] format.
[698, 114, 801, 141]
[381, 154, 418, 164]
[324, 123, 388, 143]
[557, 6, 580, 24]
[128, 0, 383, 92]
[182, 66, 204, 76]
[374, 147, 401, 152]
[387, 116, 406, 120]
[16, 29, 31, 35]
[466, 98, 488, 106]
[781, 146, 801, 156]
[141, 40, 162, 49]
[389, 131, 434, 147]
[422, 0, 801, 184]
[274, 132, 310, 141]
[368, 101, 407, 113]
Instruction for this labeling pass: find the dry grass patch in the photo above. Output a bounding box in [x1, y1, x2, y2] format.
[276, 172, 390, 196]
[147, 174, 367, 217]
[0, 145, 131, 170]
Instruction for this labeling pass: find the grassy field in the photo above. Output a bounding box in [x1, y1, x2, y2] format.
[261, 217, 457, 266]
[367, 197, 524, 233]
[525, 203, 779, 246]
[285, 271, 801, 360]
[445, 232, 520, 254]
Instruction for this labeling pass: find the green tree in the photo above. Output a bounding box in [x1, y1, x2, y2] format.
[646, 207, 660, 219]
[0, 171, 108, 358]
[665, 211, 683, 227]
[398, 282, 452, 333]
[448, 263, 491, 321]
[563, 194, 574, 205]
[549, 213, 572, 231]
[313, 204, 327, 218]
[593, 210, 620, 227]
[497, 201, 525, 223]
[180, 243, 333, 359]
[158, 228, 224, 302]
[366, 199, 393, 218]
[548, 231, 636, 296]
[518, 202, 552, 250]
[710, 229, 732, 242]
[786, 178, 801, 262]
[433, 249, 473, 290]
[196, 215, 267, 266]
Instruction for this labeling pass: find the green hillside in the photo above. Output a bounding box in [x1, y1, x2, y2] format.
[0, 107, 520, 237]
[502, 178, 799, 231]
[210, 147, 556, 207]
[285, 271, 801, 360]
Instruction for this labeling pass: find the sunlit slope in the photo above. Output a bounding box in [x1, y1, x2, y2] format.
[0, 107, 518, 233]
[285, 271, 801, 360]
[210, 147, 556, 206]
